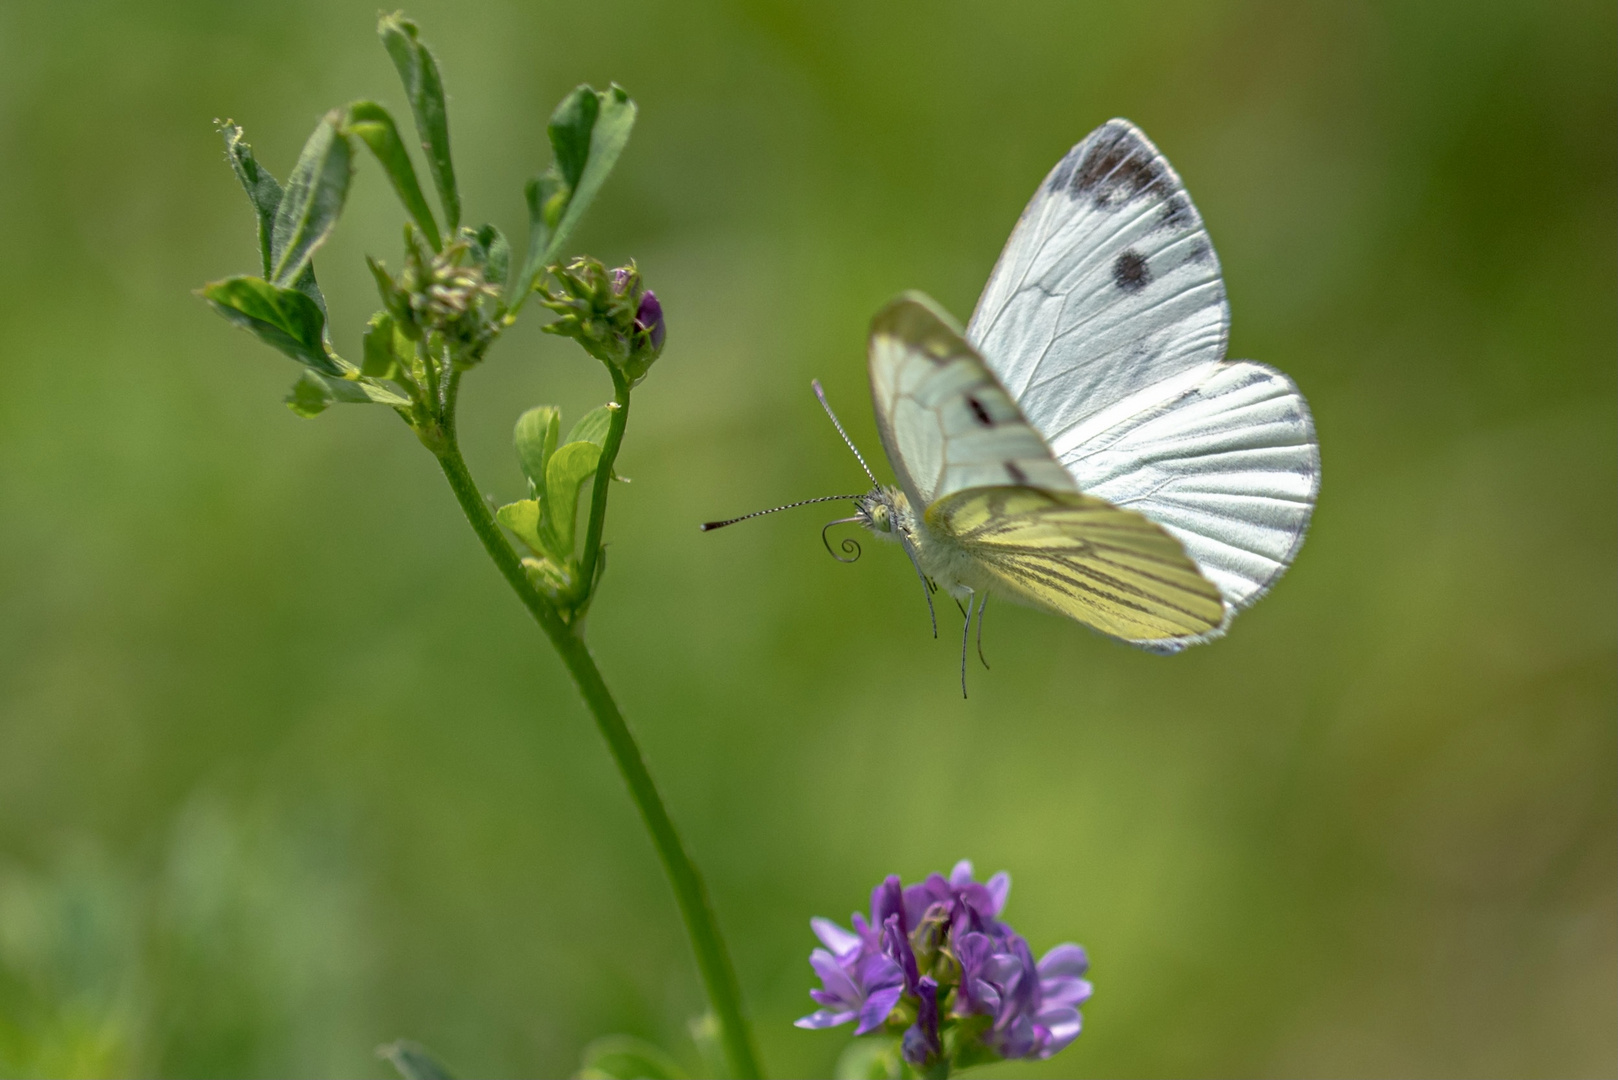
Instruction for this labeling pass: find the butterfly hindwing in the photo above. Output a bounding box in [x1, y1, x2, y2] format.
[926, 486, 1225, 644]
[966, 119, 1230, 451]
[1056, 359, 1319, 614]
[868, 293, 1076, 508]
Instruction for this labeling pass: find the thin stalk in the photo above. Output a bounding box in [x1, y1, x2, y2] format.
[432, 435, 763, 1080]
[577, 368, 629, 597]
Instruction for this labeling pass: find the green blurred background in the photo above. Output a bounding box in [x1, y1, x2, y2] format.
[0, 0, 1613, 1076]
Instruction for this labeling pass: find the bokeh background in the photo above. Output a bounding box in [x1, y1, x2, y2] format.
[0, 1, 1613, 1077]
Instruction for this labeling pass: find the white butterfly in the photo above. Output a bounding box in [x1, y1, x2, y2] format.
[709, 120, 1318, 685]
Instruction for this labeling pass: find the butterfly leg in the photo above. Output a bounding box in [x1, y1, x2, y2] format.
[976, 592, 990, 670]
[898, 533, 938, 638]
[958, 588, 978, 699]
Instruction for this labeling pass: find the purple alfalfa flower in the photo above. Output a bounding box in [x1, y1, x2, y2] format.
[799, 862, 1090, 1068]
[795, 874, 927, 1037]
[900, 859, 1012, 942]
[1029, 943, 1092, 1057]
[931, 860, 1011, 920]
[901, 976, 942, 1069]
[794, 916, 905, 1035]
[954, 929, 1092, 1060]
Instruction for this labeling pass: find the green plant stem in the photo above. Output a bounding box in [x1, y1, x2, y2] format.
[432, 433, 763, 1080]
[578, 368, 629, 596]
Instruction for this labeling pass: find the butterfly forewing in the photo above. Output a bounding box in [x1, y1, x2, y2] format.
[927, 486, 1225, 643]
[869, 294, 1076, 508]
[966, 119, 1229, 450]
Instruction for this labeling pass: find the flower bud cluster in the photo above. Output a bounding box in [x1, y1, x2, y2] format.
[371, 228, 502, 362]
[796, 862, 1091, 1075]
[539, 257, 666, 385]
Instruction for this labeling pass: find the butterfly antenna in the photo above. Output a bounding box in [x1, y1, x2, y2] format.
[700, 494, 864, 532]
[812, 379, 878, 487]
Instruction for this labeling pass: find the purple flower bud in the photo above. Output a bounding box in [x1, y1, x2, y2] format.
[901, 976, 942, 1068]
[882, 914, 920, 994]
[635, 289, 665, 353]
[872, 875, 907, 938]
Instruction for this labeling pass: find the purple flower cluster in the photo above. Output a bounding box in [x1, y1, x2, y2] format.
[796, 861, 1091, 1071]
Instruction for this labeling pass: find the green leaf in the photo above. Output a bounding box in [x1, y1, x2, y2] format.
[377, 1040, 456, 1080]
[284, 370, 411, 418]
[201, 275, 340, 375]
[285, 372, 335, 418]
[577, 1035, 687, 1080]
[565, 404, 614, 448]
[548, 85, 600, 191]
[270, 110, 353, 286]
[366, 254, 420, 340]
[522, 554, 573, 596]
[495, 498, 547, 557]
[530, 172, 569, 232]
[466, 224, 510, 286]
[562, 404, 629, 482]
[511, 84, 637, 308]
[378, 13, 459, 231]
[514, 405, 561, 491]
[549, 85, 635, 256]
[344, 100, 441, 251]
[220, 122, 283, 278]
[362, 312, 399, 378]
[544, 439, 603, 556]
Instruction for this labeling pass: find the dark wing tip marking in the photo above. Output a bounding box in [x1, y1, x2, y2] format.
[1067, 123, 1165, 210]
[1112, 250, 1152, 292]
[966, 394, 994, 426]
[1158, 194, 1192, 230]
[1004, 461, 1029, 484]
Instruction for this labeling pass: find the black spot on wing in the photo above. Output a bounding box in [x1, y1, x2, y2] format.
[1005, 461, 1028, 484]
[1068, 124, 1164, 210]
[966, 394, 993, 426]
[1112, 250, 1152, 293]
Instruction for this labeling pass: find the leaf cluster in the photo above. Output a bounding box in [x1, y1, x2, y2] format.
[200, 12, 640, 428]
[497, 403, 621, 620]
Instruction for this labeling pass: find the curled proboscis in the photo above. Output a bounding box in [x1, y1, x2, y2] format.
[822, 518, 862, 563]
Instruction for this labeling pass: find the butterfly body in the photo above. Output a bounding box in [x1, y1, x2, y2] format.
[854, 484, 997, 604]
